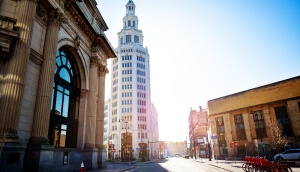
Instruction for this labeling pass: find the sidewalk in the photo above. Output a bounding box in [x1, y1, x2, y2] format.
[197, 158, 300, 172]
[86, 161, 136, 172]
[86, 158, 300, 172]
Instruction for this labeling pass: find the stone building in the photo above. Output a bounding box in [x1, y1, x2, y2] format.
[207, 76, 300, 160]
[0, 0, 116, 171]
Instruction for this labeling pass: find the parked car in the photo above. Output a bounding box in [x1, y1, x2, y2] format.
[274, 148, 300, 161]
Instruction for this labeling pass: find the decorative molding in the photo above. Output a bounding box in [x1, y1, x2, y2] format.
[30, 49, 43, 67]
[64, 1, 95, 41]
[0, 16, 19, 60]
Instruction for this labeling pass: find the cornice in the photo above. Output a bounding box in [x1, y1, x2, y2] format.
[64, 1, 95, 42]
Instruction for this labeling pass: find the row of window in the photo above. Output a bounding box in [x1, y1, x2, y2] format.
[122, 99, 132, 105]
[122, 107, 132, 113]
[118, 49, 147, 56]
[137, 56, 145, 62]
[138, 100, 146, 106]
[122, 62, 132, 68]
[122, 69, 132, 75]
[138, 124, 147, 130]
[138, 132, 147, 139]
[112, 86, 118, 92]
[113, 65, 118, 71]
[112, 101, 117, 107]
[113, 72, 118, 78]
[112, 125, 117, 131]
[111, 117, 118, 123]
[125, 20, 135, 28]
[137, 92, 146, 98]
[122, 55, 133, 60]
[122, 84, 132, 90]
[137, 85, 146, 91]
[137, 70, 145, 76]
[122, 92, 132, 97]
[137, 63, 145, 69]
[112, 94, 117, 100]
[113, 79, 118, 85]
[138, 108, 146, 113]
[122, 77, 132, 82]
[138, 116, 146, 121]
[137, 77, 145, 83]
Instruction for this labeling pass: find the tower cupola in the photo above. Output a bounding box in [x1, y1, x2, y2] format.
[126, 0, 135, 15]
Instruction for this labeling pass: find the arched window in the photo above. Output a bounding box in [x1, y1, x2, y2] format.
[48, 49, 80, 148]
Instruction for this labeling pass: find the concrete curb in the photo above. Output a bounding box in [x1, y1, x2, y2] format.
[208, 164, 233, 172]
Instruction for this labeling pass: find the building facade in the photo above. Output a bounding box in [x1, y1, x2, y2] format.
[103, 0, 158, 161]
[188, 106, 208, 159]
[207, 76, 300, 160]
[0, 0, 116, 171]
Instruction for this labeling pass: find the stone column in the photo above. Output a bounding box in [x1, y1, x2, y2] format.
[29, 9, 66, 145]
[0, 0, 37, 142]
[96, 65, 108, 168]
[95, 64, 108, 148]
[85, 56, 99, 148]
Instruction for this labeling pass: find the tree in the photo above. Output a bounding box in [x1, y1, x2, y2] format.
[269, 119, 287, 157]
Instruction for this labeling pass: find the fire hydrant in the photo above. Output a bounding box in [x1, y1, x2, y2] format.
[80, 162, 85, 172]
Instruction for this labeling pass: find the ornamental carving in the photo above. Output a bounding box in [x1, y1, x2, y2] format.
[48, 9, 68, 27]
[98, 65, 108, 76]
[74, 35, 80, 49]
[90, 56, 99, 67]
[36, 3, 46, 23]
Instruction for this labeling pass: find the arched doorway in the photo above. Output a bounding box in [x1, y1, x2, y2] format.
[48, 49, 80, 148]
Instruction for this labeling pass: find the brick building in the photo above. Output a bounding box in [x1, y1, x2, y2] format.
[207, 76, 300, 159]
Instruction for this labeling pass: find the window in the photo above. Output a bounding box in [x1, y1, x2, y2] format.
[274, 106, 293, 136]
[134, 35, 139, 43]
[253, 110, 266, 139]
[234, 114, 246, 140]
[49, 49, 79, 148]
[216, 117, 228, 155]
[126, 35, 131, 43]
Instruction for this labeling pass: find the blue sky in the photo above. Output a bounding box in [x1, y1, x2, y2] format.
[97, 0, 300, 142]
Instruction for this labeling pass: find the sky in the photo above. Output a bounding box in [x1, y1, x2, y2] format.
[97, 0, 300, 142]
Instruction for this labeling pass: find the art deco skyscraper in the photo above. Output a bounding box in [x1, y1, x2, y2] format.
[106, 0, 157, 160]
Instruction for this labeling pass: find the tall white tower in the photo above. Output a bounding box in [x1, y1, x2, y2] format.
[109, 0, 152, 160]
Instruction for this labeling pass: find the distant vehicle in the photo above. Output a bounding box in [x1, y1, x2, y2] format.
[183, 155, 189, 159]
[274, 148, 300, 161]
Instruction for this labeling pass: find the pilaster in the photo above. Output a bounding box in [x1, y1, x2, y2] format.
[0, 0, 37, 143]
[96, 65, 108, 168]
[29, 9, 67, 145]
[85, 56, 99, 148]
